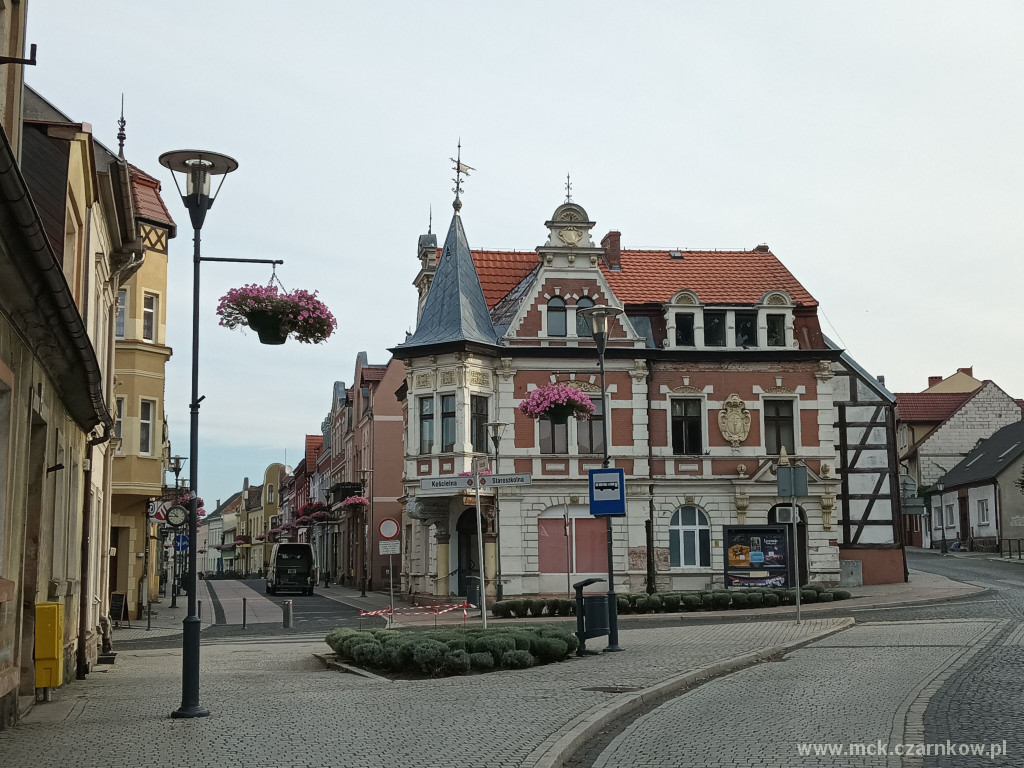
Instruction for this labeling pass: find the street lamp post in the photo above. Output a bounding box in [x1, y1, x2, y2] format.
[578, 304, 623, 653]
[485, 421, 509, 601]
[159, 149, 282, 719]
[937, 480, 947, 554]
[167, 455, 186, 608]
[359, 468, 372, 597]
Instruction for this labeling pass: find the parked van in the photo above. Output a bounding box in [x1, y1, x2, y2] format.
[266, 543, 316, 595]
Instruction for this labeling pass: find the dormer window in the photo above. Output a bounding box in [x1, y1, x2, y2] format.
[548, 297, 566, 337]
[767, 314, 786, 347]
[735, 311, 758, 348]
[675, 313, 694, 346]
[704, 311, 726, 346]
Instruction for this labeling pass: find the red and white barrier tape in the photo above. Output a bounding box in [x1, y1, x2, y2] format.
[359, 601, 475, 618]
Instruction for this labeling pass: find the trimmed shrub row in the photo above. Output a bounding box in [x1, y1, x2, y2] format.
[324, 625, 580, 677]
[490, 587, 851, 618]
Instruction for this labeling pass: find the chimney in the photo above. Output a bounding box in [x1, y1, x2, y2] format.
[876, 375, 885, 387]
[753, 243, 770, 252]
[243, 477, 249, 491]
[928, 376, 942, 388]
[957, 367, 973, 377]
[601, 230, 621, 269]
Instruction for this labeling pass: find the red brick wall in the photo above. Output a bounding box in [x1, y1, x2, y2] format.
[611, 407, 634, 448]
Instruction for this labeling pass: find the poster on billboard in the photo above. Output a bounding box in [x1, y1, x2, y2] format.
[723, 525, 790, 588]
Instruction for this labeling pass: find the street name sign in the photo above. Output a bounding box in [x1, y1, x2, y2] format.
[478, 473, 532, 487]
[420, 476, 474, 491]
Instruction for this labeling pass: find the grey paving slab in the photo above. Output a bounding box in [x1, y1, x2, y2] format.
[0, 619, 849, 768]
[591, 620, 1004, 768]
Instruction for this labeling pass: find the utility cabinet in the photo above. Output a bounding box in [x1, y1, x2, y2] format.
[35, 602, 64, 689]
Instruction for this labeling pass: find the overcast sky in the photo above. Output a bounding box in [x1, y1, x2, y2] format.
[26, 2, 1024, 509]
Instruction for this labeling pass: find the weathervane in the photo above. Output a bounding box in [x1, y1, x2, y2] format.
[565, 172, 572, 203]
[450, 139, 475, 212]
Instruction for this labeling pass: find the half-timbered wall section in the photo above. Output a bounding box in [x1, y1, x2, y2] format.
[829, 342, 905, 584]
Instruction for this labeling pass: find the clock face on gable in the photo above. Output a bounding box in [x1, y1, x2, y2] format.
[167, 505, 188, 527]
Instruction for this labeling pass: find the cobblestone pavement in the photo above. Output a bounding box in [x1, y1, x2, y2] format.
[0, 619, 847, 768]
[590, 619, 1006, 768]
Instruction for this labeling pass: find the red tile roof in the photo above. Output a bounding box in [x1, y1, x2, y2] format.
[448, 247, 817, 309]
[128, 164, 175, 230]
[894, 392, 973, 422]
[600, 250, 818, 306]
[361, 366, 387, 383]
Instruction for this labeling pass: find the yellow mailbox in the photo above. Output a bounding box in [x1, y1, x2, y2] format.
[35, 602, 64, 689]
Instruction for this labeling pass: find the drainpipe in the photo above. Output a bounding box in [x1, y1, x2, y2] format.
[77, 424, 111, 679]
[645, 355, 656, 594]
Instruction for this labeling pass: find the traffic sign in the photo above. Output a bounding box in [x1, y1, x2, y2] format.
[478, 473, 532, 487]
[379, 539, 401, 556]
[379, 518, 400, 539]
[174, 534, 189, 552]
[420, 476, 474, 491]
[589, 468, 626, 516]
[472, 455, 490, 473]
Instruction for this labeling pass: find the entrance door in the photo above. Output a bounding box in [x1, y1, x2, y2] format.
[456, 508, 478, 596]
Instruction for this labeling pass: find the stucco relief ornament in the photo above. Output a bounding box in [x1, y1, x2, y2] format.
[558, 227, 582, 247]
[718, 394, 751, 448]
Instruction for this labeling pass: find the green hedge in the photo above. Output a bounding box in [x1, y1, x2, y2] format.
[485, 583, 853, 622]
[325, 625, 577, 677]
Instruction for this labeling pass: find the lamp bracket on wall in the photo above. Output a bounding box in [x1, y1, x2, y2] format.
[46, 462, 64, 474]
[0, 44, 37, 66]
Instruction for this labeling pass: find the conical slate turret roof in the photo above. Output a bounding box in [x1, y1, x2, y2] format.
[394, 212, 500, 351]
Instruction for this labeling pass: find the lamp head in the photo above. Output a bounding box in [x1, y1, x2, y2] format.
[485, 421, 508, 442]
[158, 149, 238, 230]
[578, 305, 622, 354]
[936, 480, 944, 493]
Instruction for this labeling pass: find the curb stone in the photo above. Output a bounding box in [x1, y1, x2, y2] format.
[525, 617, 855, 768]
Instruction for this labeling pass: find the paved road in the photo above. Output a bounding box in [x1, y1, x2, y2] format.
[577, 550, 1024, 768]
[0, 619, 848, 768]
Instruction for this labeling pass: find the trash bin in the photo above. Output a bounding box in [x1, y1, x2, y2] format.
[573, 577, 607, 654]
[465, 576, 481, 609]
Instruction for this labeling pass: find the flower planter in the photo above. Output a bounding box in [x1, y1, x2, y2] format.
[245, 309, 288, 345]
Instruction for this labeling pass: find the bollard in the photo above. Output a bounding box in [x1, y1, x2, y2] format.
[242, 597, 247, 629]
[198, 600, 202, 623]
[146, 600, 152, 632]
[283, 600, 294, 629]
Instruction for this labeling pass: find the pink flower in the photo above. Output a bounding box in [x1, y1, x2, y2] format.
[518, 383, 596, 420]
[216, 283, 338, 344]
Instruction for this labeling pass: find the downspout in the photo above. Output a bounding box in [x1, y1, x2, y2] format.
[77, 422, 112, 679]
[645, 355, 656, 594]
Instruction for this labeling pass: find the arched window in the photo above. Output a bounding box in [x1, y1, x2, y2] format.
[669, 505, 711, 567]
[547, 297, 566, 337]
[575, 297, 594, 337]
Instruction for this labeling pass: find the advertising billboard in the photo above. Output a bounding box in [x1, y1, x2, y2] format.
[723, 525, 790, 588]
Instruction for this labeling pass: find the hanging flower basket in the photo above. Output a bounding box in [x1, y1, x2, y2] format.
[518, 383, 595, 424]
[311, 511, 330, 523]
[341, 495, 369, 510]
[295, 515, 312, 526]
[217, 283, 337, 345]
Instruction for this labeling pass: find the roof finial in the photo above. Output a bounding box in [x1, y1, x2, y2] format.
[116, 93, 126, 158]
[428, 204, 432, 235]
[450, 139, 475, 213]
[565, 172, 572, 203]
